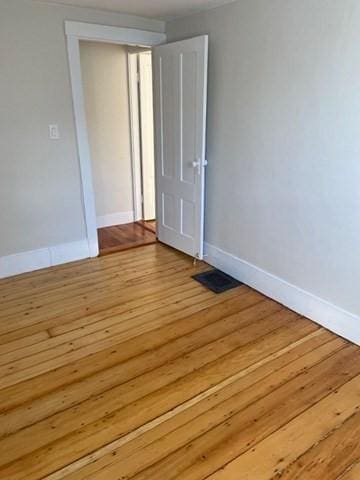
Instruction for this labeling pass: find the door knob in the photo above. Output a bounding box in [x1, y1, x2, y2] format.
[192, 160, 200, 175]
[192, 159, 207, 174]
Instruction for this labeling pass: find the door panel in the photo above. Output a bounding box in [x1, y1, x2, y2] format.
[181, 51, 197, 186]
[153, 36, 208, 259]
[163, 192, 176, 230]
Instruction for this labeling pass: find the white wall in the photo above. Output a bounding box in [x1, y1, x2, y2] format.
[80, 41, 134, 227]
[167, 0, 360, 325]
[0, 0, 164, 259]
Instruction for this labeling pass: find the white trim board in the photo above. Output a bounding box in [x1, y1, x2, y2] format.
[128, 52, 143, 223]
[0, 240, 89, 279]
[205, 242, 360, 346]
[66, 21, 166, 258]
[65, 22, 165, 46]
[97, 211, 134, 228]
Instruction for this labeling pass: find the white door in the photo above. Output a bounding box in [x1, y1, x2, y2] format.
[139, 52, 156, 221]
[153, 36, 208, 259]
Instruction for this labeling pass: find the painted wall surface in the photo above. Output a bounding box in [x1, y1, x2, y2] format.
[166, 0, 360, 315]
[0, 0, 164, 257]
[80, 41, 133, 220]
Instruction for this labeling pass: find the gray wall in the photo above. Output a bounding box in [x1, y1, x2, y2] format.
[167, 0, 360, 315]
[80, 41, 134, 221]
[0, 0, 164, 257]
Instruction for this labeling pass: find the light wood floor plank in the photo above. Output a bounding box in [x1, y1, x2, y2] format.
[0, 266, 213, 345]
[121, 344, 359, 480]
[0, 254, 198, 316]
[0, 330, 50, 356]
[272, 410, 360, 480]
[0, 289, 242, 412]
[0, 289, 257, 390]
[0, 285, 217, 367]
[337, 462, 360, 480]
[206, 373, 360, 480]
[0, 278, 213, 345]
[0, 292, 264, 435]
[59, 332, 343, 480]
[0, 262, 208, 332]
[0, 317, 317, 479]
[0, 244, 358, 480]
[0, 244, 174, 292]
[0, 305, 291, 466]
[0, 250, 182, 305]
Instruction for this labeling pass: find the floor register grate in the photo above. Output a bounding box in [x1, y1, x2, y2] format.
[192, 269, 243, 294]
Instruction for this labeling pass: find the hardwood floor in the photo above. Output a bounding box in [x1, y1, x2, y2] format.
[0, 244, 359, 480]
[98, 222, 157, 255]
[137, 220, 157, 234]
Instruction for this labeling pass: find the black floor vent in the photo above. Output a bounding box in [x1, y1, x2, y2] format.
[192, 269, 243, 294]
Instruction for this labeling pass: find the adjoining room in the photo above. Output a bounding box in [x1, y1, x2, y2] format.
[80, 40, 157, 255]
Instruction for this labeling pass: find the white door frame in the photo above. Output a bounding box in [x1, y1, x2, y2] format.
[65, 21, 166, 256]
[138, 51, 156, 222]
[127, 52, 143, 222]
[128, 50, 156, 223]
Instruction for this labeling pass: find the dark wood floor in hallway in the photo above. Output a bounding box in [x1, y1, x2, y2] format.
[0, 244, 359, 480]
[98, 221, 157, 255]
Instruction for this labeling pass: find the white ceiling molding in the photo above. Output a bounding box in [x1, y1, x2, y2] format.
[37, 0, 238, 21]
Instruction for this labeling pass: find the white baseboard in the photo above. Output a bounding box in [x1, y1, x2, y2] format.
[0, 239, 90, 279]
[97, 211, 134, 228]
[205, 242, 360, 345]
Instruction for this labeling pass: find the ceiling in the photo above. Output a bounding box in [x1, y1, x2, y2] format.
[40, 0, 237, 21]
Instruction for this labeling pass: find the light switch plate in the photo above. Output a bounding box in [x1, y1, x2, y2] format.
[49, 124, 60, 140]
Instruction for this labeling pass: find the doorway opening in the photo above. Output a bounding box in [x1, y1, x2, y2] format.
[79, 40, 157, 255]
[67, 22, 208, 261]
[128, 49, 157, 235]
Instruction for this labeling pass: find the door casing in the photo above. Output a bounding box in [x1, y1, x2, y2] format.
[128, 50, 156, 223]
[65, 21, 165, 257]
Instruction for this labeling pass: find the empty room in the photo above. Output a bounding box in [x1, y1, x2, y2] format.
[0, 0, 359, 479]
